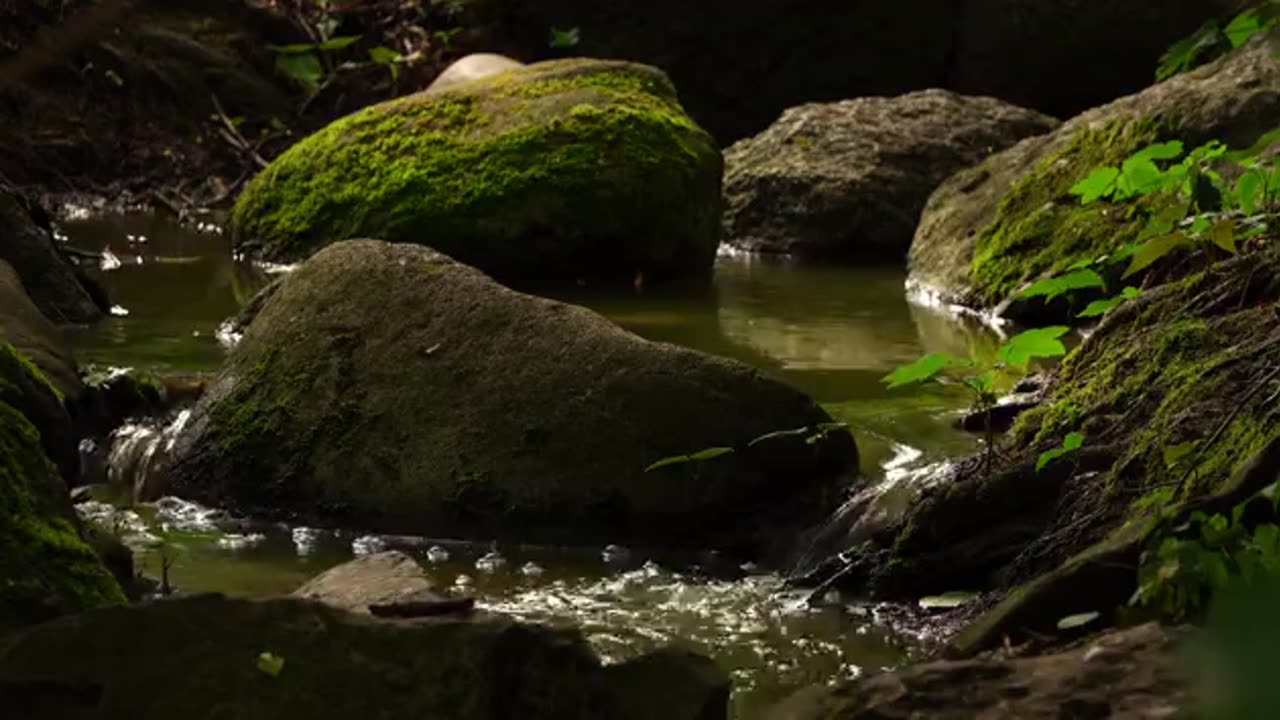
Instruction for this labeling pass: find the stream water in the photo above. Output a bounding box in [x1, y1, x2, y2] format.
[58, 211, 1005, 717]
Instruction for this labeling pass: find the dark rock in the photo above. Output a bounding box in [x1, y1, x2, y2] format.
[768, 623, 1188, 720]
[0, 192, 101, 324]
[954, 393, 1041, 434]
[170, 240, 856, 551]
[723, 90, 1057, 261]
[0, 293, 78, 483]
[471, 0, 1237, 142]
[232, 59, 723, 291]
[0, 593, 729, 720]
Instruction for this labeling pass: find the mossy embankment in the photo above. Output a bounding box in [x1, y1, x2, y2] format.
[0, 343, 125, 636]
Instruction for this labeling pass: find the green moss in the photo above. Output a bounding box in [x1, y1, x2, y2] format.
[0, 343, 63, 404]
[969, 120, 1167, 305]
[0, 400, 125, 634]
[1014, 271, 1280, 499]
[231, 60, 721, 285]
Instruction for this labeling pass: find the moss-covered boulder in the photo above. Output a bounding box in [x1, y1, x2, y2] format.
[722, 90, 1057, 261]
[169, 240, 856, 550]
[0, 370, 124, 636]
[0, 593, 729, 719]
[909, 32, 1280, 319]
[231, 59, 722, 290]
[0, 191, 102, 324]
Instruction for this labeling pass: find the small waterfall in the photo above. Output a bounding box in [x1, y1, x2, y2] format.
[105, 409, 192, 502]
[788, 444, 955, 582]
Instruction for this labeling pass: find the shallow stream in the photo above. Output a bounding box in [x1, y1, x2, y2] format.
[59, 211, 1005, 717]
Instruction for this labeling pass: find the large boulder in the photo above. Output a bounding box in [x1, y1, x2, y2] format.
[0, 192, 101, 324]
[768, 623, 1188, 720]
[169, 240, 856, 550]
[722, 90, 1057, 261]
[0, 593, 730, 719]
[909, 32, 1280, 318]
[0, 358, 124, 636]
[469, 0, 1238, 142]
[231, 59, 722, 290]
[0, 260, 82, 401]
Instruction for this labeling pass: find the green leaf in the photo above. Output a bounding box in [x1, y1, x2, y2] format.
[1017, 269, 1105, 302]
[688, 446, 734, 462]
[316, 35, 361, 52]
[1122, 232, 1187, 279]
[998, 327, 1069, 369]
[549, 26, 581, 49]
[1224, 9, 1264, 47]
[268, 42, 320, 54]
[644, 446, 734, 472]
[747, 427, 810, 446]
[1070, 167, 1120, 204]
[1056, 611, 1101, 630]
[1131, 140, 1186, 164]
[1122, 286, 1141, 300]
[1037, 431, 1085, 472]
[918, 591, 978, 610]
[1077, 296, 1125, 318]
[369, 46, 400, 64]
[1163, 441, 1197, 469]
[881, 352, 962, 389]
[1211, 220, 1238, 254]
[275, 53, 324, 91]
[1120, 157, 1166, 196]
[257, 652, 285, 677]
[1234, 171, 1265, 213]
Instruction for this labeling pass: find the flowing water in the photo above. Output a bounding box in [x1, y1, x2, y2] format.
[58, 212, 1005, 717]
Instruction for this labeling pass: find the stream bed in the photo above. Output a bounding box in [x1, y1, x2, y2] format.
[58, 211, 1004, 717]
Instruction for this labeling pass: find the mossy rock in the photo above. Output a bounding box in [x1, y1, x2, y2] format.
[0, 258, 85, 403]
[169, 240, 856, 550]
[0, 594, 729, 719]
[909, 32, 1280, 318]
[0, 397, 124, 636]
[231, 59, 723, 290]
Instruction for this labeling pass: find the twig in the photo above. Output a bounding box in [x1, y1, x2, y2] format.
[209, 93, 269, 169]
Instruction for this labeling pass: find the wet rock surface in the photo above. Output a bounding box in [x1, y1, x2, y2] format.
[169, 240, 857, 551]
[769, 623, 1189, 720]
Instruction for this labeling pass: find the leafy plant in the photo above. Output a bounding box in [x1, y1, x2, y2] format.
[1036, 431, 1085, 472]
[269, 35, 361, 92]
[883, 328, 1070, 473]
[257, 651, 286, 678]
[1156, 2, 1280, 81]
[1132, 507, 1280, 622]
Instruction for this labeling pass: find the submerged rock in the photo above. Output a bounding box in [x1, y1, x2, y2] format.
[169, 240, 856, 550]
[723, 90, 1057, 261]
[0, 349, 125, 635]
[0, 191, 102, 324]
[231, 59, 722, 290]
[292, 551, 449, 614]
[770, 623, 1188, 719]
[0, 593, 730, 719]
[909, 32, 1280, 320]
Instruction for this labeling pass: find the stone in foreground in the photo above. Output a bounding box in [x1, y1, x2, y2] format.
[170, 240, 856, 550]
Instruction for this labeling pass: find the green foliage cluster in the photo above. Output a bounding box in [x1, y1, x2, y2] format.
[1131, 505, 1280, 622]
[270, 35, 403, 92]
[1157, 1, 1280, 80]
